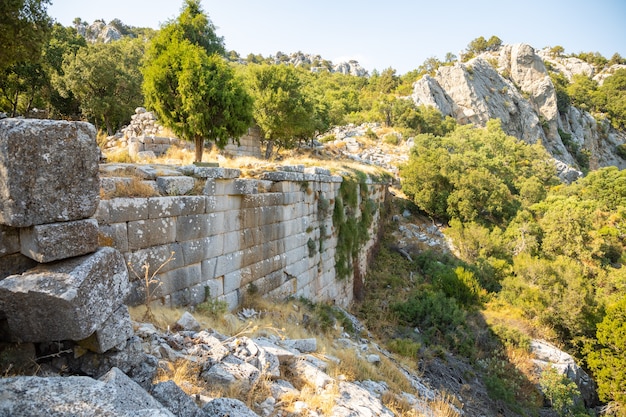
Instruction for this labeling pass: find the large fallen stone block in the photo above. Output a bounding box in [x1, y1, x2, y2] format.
[0, 246, 129, 342]
[77, 305, 134, 353]
[20, 218, 99, 263]
[0, 368, 175, 417]
[0, 118, 100, 227]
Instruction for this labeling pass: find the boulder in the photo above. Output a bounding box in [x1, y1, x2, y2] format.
[0, 119, 100, 227]
[0, 247, 129, 342]
[531, 339, 598, 406]
[202, 397, 260, 417]
[77, 305, 134, 353]
[0, 368, 174, 417]
[151, 380, 204, 417]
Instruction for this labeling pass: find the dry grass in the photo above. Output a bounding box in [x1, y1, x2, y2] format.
[100, 176, 160, 199]
[154, 359, 206, 396]
[104, 148, 133, 163]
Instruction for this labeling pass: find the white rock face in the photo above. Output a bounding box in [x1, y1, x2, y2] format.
[411, 43, 626, 170]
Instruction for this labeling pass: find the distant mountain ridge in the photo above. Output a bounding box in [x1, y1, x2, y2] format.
[73, 20, 369, 76]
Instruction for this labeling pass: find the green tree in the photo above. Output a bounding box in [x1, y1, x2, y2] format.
[143, 38, 252, 162]
[143, 0, 252, 162]
[156, 0, 224, 57]
[41, 23, 86, 118]
[567, 74, 598, 112]
[539, 366, 582, 417]
[246, 64, 317, 158]
[586, 297, 626, 410]
[0, 0, 52, 71]
[0, 61, 47, 116]
[595, 68, 626, 129]
[58, 38, 143, 134]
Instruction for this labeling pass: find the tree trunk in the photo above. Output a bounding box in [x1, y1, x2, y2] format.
[264, 140, 274, 159]
[194, 135, 204, 162]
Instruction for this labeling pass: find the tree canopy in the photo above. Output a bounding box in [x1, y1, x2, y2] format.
[0, 0, 52, 71]
[142, 0, 252, 162]
[245, 64, 318, 158]
[57, 38, 143, 134]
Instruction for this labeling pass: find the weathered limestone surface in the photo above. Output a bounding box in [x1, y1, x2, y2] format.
[0, 367, 175, 417]
[0, 118, 100, 227]
[19, 218, 99, 263]
[0, 247, 129, 342]
[411, 42, 626, 171]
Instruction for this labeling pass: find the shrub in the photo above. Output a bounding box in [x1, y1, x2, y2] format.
[382, 133, 400, 145]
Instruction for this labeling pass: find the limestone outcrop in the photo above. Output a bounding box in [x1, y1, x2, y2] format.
[532, 339, 598, 407]
[411, 43, 626, 172]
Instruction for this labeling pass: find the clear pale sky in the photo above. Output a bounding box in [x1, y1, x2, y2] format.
[47, 0, 626, 75]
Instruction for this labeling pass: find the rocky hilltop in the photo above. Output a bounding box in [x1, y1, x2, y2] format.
[411, 43, 626, 171]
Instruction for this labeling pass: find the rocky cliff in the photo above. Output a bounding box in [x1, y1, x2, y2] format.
[411, 43, 626, 172]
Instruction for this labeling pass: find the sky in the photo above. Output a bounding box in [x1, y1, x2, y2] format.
[47, 0, 626, 75]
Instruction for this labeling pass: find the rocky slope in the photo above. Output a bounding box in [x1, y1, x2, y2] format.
[411, 43, 626, 171]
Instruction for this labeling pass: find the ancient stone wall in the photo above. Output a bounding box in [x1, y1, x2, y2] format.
[97, 165, 387, 310]
[0, 118, 387, 344]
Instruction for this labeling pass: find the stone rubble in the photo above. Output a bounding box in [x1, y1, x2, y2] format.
[1, 309, 448, 417]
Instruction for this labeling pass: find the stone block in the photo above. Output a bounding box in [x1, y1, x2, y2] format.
[169, 284, 206, 307]
[202, 274, 224, 301]
[214, 251, 243, 277]
[201, 258, 218, 280]
[0, 253, 37, 279]
[156, 176, 196, 196]
[219, 291, 239, 311]
[0, 370, 175, 417]
[0, 225, 19, 256]
[134, 165, 158, 180]
[127, 217, 176, 250]
[181, 236, 223, 264]
[98, 222, 128, 252]
[222, 231, 241, 255]
[125, 243, 184, 281]
[278, 165, 305, 173]
[207, 195, 242, 212]
[241, 193, 284, 209]
[232, 179, 258, 195]
[148, 196, 206, 219]
[259, 171, 304, 182]
[93, 200, 110, 223]
[155, 263, 203, 298]
[78, 305, 133, 353]
[20, 219, 99, 263]
[0, 247, 129, 342]
[0, 119, 100, 227]
[193, 167, 241, 179]
[202, 178, 216, 196]
[99, 177, 131, 196]
[104, 198, 150, 223]
[223, 270, 242, 294]
[304, 166, 331, 176]
[176, 214, 212, 241]
[269, 181, 300, 193]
